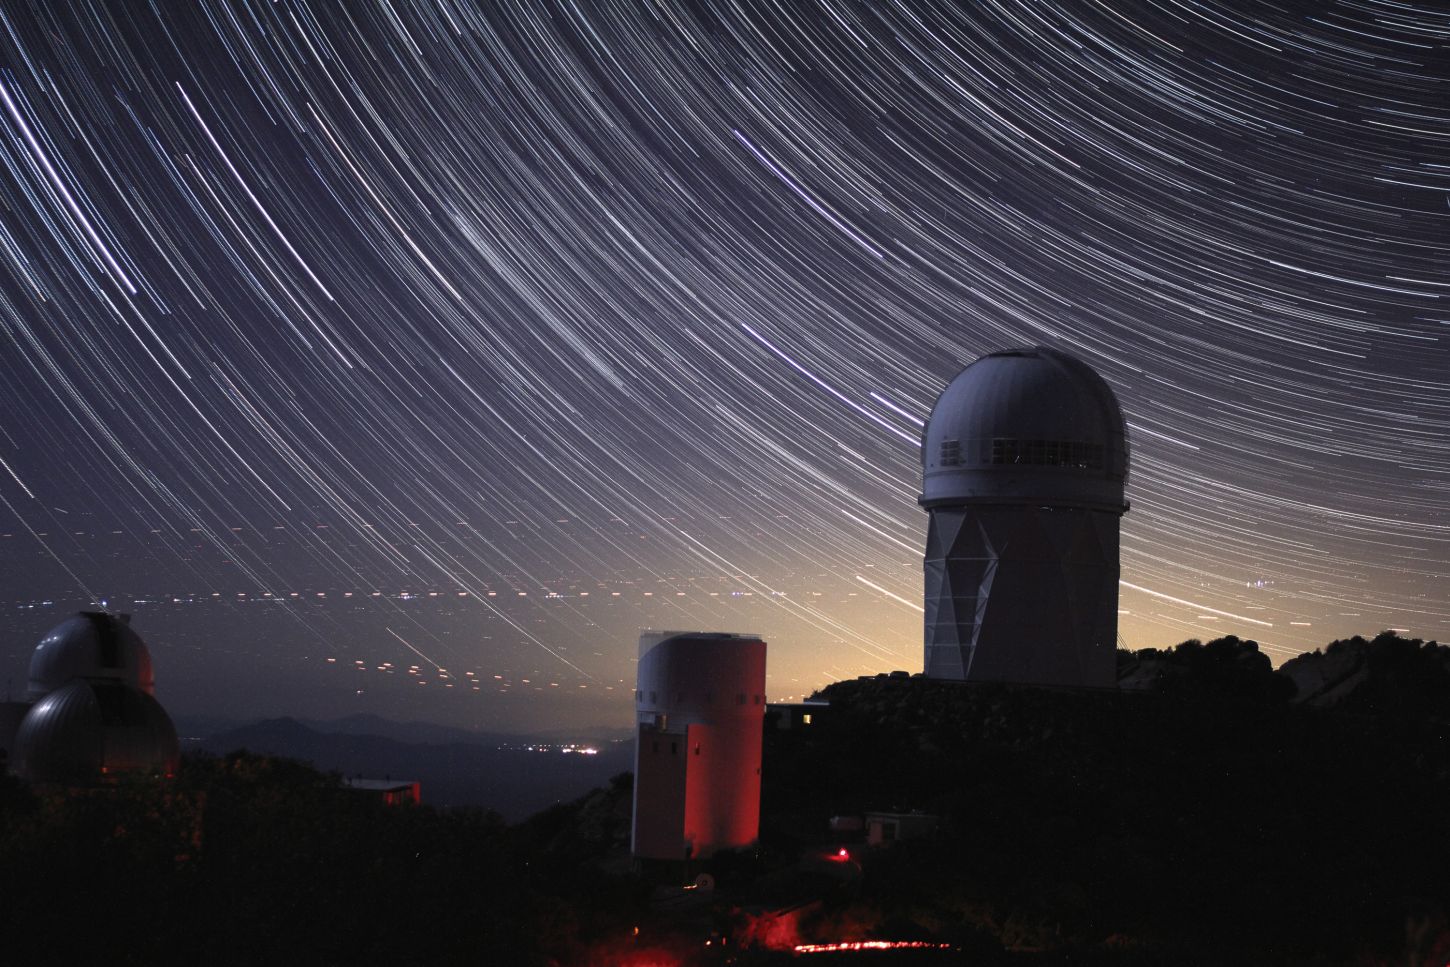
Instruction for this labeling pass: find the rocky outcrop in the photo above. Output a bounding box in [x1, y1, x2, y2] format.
[1115, 635, 1294, 703]
[1278, 631, 1450, 719]
[1278, 636, 1372, 707]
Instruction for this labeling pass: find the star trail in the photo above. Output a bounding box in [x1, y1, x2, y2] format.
[0, 2, 1445, 729]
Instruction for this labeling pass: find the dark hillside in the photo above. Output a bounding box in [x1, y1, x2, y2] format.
[3, 633, 1448, 965]
[758, 642, 1450, 961]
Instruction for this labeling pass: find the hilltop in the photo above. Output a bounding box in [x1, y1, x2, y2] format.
[754, 632, 1450, 961]
[2, 632, 1447, 965]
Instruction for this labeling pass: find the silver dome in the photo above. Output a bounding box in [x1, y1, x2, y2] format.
[26, 612, 155, 701]
[919, 347, 1128, 512]
[13, 679, 179, 785]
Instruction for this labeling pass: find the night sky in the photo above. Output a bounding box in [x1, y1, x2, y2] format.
[0, 2, 1445, 732]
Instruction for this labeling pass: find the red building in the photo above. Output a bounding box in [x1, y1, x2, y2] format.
[344, 778, 421, 806]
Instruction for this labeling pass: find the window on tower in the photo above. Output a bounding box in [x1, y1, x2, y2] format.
[988, 438, 1104, 470]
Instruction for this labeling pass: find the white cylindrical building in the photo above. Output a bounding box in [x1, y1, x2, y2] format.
[919, 347, 1130, 688]
[632, 631, 767, 861]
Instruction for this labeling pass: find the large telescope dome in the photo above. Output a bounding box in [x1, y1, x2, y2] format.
[919, 346, 1128, 512]
[918, 347, 1130, 686]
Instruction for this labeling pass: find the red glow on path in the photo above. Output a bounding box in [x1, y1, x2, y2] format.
[794, 940, 955, 954]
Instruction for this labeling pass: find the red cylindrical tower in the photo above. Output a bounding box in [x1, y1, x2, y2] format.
[631, 631, 767, 861]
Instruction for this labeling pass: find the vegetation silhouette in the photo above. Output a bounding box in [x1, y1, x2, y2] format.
[1, 632, 1447, 964]
[760, 633, 1450, 963]
[0, 750, 640, 965]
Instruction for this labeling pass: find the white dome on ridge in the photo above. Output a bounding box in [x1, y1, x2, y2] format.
[26, 612, 155, 701]
[919, 346, 1129, 512]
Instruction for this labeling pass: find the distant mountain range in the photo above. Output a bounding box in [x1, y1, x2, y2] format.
[178, 631, 1449, 828]
[185, 714, 634, 820]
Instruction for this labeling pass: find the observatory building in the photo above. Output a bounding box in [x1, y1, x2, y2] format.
[0, 612, 180, 785]
[632, 631, 767, 862]
[919, 347, 1129, 688]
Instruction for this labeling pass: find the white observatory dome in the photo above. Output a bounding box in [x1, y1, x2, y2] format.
[26, 612, 156, 701]
[919, 346, 1128, 512]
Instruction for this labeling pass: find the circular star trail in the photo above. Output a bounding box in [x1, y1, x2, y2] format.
[0, 2, 1445, 726]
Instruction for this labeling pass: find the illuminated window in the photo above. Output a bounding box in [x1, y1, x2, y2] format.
[802, 713, 812, 725]
[989, 437, 1103, 470]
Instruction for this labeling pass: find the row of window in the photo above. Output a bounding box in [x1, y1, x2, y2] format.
[636, 690, 763, 705]
[939, 437, 1106, 470]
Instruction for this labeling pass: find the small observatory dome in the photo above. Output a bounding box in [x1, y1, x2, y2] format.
[13, 679, 180, 785]
[919, 346, 1129, 512]
[26, 611, 155, 701]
